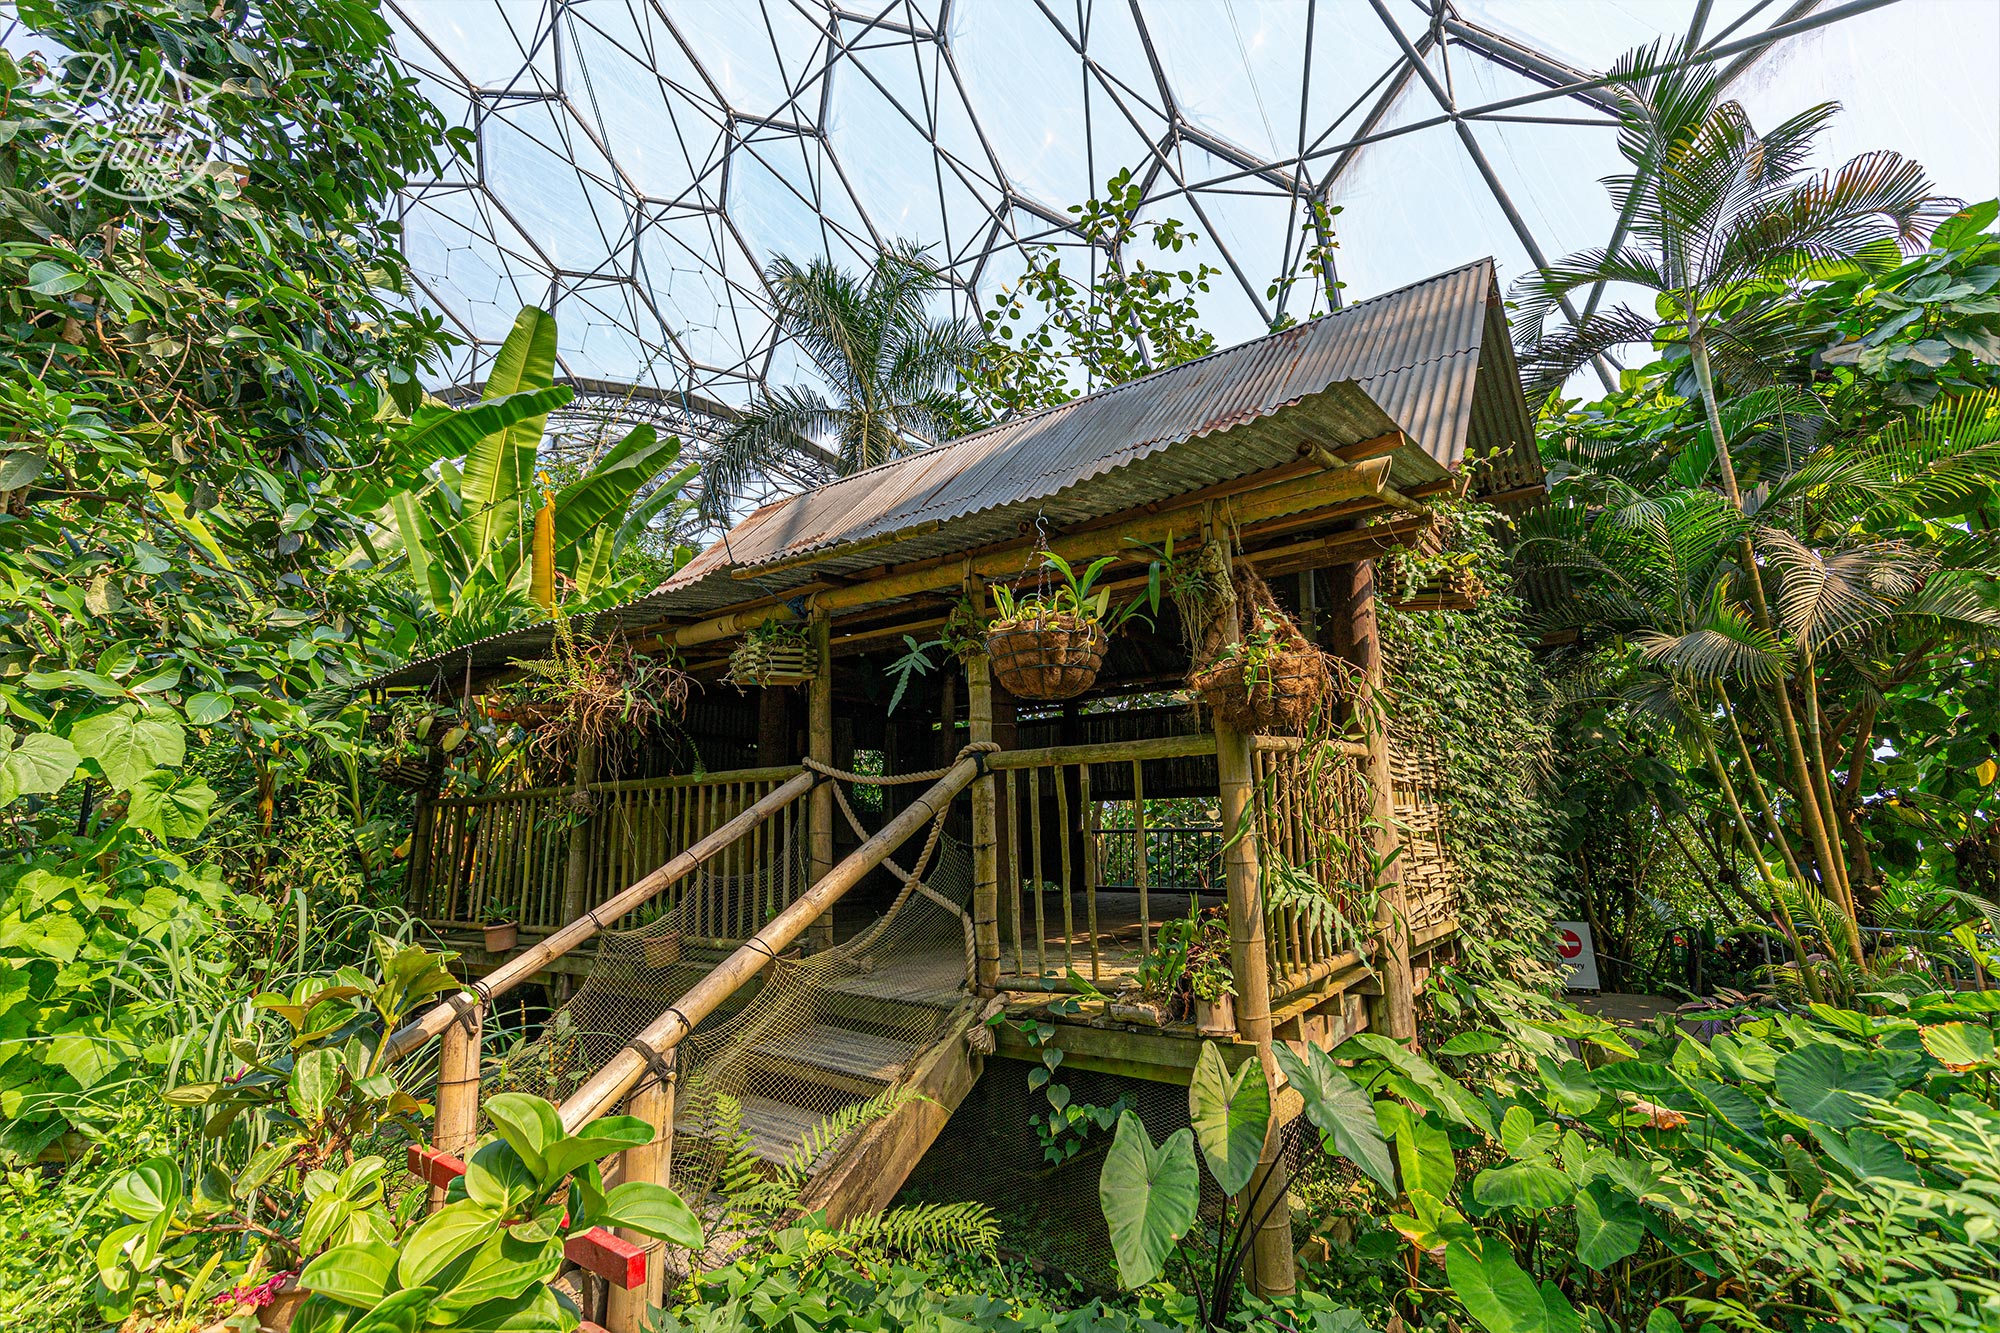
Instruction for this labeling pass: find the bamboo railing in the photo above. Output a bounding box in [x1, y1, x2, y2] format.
[409, 766, 806, 932]
[1251, 736, 1373, 994]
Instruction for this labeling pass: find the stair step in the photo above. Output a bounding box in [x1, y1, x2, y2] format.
[747, 1023, 917, 1091]
[678, 1093, 829, 1171]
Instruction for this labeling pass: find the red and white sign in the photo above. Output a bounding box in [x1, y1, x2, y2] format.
[1554, 922, 1599, 990]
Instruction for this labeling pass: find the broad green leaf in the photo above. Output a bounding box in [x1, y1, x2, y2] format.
[535, 1116, 654, 1185]
[0, 912, 86, 962]
[1499, 1105, 1561, 1160]
[1446, 1235, 1553, 1333]
[464, 1140, 540, 1214]
[348, 1285, 434, 1333]
[484, 1093, 564, 1179]
[1437, 1032, 1504, 1057]
[1920, 1021, 1998, 1071]
[397, 1200, 498, 1288]
[1773, 1043, 1899, 1129]
[0, 731, 77, 800]
[184, 692, 233, 726]
[49, 1032, 123, 1087]
[1375, 1100, 1455, 1198]
[126, 772, 215, 840]
[601, 1181, 703, 1248]
[1275, 1043, 1397, 1196]
[0, 449, 47, 491]
[1188, 1041, 1269, 1196]
[1645, 1309, 1681, 1333]
[428, 1229, 563, 1315]
[460, 307, 559, 561]
[1472, 1162, 1572, 1213]
[108, 1157, 182, 1221]
[447, 1285, 572, 1333]
[1814, 1127, 1919, 1184]
[290, 1048, 346, 1121]
[25, 261, 86, 296]
[1098, 1113, 1200, 1289]
[69, 706, 184, 790]
[300, 1241, 399, 1309]
[1573, 1180, 1644, 1270]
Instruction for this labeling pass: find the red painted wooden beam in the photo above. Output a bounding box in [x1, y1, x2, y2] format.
[407, 1144, 467, 1189]
[564, 1227, 647, 1289]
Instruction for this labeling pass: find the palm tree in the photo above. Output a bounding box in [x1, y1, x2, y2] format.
[1512, 41, 1957, 954]
[701, 241, 987, 525]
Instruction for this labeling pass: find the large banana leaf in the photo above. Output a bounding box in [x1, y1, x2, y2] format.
[459, 307, 559, 563]
[548, 426, 676, 552]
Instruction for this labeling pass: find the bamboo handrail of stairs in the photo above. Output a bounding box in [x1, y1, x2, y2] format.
[556, 749, 987, 1131]
[382, 768, 820, 1066]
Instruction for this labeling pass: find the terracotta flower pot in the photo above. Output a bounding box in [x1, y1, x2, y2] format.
[643, 933, 684, 967]
[483, 921, 518, 953]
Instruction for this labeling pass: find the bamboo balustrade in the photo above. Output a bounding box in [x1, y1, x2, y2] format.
[1251, 736, 1374, 993]
[408, 765, 807, 932]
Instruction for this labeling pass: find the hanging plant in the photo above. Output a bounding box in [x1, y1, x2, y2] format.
[1186, 564, 1334, 736]
[985, 552, 1154, 701]
[729, 618, 816, 688]
[500, 627, 690, 782]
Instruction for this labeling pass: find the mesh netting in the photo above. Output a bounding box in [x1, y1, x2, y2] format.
[489, 781, 977, 1211]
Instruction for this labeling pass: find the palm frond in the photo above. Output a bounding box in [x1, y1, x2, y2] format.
[1636, 586, 1788, 686]
[1756, 527, 1918, 648]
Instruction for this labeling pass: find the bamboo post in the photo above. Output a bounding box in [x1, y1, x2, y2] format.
[966, 604, 1002, 995]
[431, 1000, 482, 1212]
[1210, 541, 1295, 1300]
[1329, 560, 1416, 1045]
[555, 743, 600, 1004]
[407, 779, 440, 918]
[604, 1060, 675, 1333]
[807, 612, 835, 953]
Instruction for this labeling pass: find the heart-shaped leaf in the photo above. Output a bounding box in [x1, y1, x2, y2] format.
[1275, 1042, 1397, 1196]
[1098, 1113, 1199, 1289]
[1188, 1042, 1269, 1196]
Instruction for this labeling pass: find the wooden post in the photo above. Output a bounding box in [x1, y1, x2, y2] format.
[1208, 541, 1295, 1299]
[559, 742, 601, 925]
[757, 688, 789, 766]
[604, 1059, 674, 1333]
[807, 612, 835, 953]
[966, 608, 1001, 994]
[1328, 561, 1416, 1045]
[407, 779, 440, 917]
[431, 1000, 482, 1212]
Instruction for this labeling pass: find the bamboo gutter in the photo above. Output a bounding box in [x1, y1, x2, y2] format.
[555, 751, 986, 1131]
[381, 768, 819, 1065]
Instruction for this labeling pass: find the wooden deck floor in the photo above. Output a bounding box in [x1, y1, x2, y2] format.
[823, 887, 1219, 1007]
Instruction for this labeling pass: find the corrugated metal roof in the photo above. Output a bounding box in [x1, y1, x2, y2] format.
[367, 259, 1536, 691]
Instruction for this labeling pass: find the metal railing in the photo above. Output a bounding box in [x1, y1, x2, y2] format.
[1092, 824, 1223, 892]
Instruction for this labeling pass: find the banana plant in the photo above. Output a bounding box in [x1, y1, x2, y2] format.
[358, 307, 697, 646]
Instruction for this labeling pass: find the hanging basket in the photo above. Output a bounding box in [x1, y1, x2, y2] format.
[985, 614, 1107, 701]
[378, 752, 441, 791]
[1187, 565, 1334, 736]
[1391, 567, 1487, 613]
[729, 636, 817, 688]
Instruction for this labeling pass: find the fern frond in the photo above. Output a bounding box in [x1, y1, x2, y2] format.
[839, 1200, 1000, 1257]
[779, 1085, 925, 1180]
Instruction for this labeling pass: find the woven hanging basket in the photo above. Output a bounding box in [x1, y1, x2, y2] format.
[1187, 565, 1334, 736]
[729, 637, 817, 687]
[1391, 567, 1487, 613]
[985, 614, 1107, 701]
[378, 752, 441, 791]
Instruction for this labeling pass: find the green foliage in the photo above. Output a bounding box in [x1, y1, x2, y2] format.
[961, 168, 1220, 419]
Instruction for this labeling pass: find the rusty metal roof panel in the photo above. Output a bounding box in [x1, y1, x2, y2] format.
[365, 260, 1533, 691]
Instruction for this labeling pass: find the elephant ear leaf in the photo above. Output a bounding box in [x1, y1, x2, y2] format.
[1188, 1042, 1269, 1196]
[1275, 1042, 1398, 1196]
[1098, 1113, 1199, 1290]
[1773, 1043, 1897, 1129]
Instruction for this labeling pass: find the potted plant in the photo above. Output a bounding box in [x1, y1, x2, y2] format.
[729, 618, 817, 687]
[985, 552, 1154, 701]
[1130, 905, 1233, 1032]
[481, 894, 519, 954]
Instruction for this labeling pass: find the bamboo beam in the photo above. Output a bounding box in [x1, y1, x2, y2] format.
[430, 1003, 481, 1212]
[1209, 538, 1296, 1300]
[382, 769, 818, 1065]
[986, 733, 1217, 770]
[556, 752, 985, 1131]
